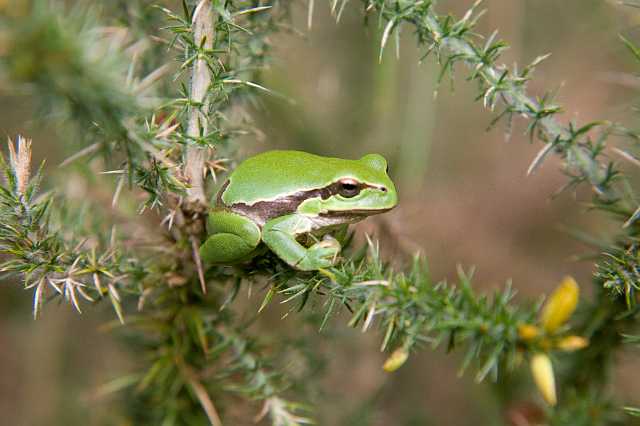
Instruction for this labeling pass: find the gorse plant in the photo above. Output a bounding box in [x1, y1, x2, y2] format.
[1, 0, 640, 425]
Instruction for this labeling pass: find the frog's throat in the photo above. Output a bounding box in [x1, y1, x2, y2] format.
[311, 208, 393, 227]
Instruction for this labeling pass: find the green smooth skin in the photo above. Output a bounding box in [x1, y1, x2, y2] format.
[199, 210, 261, 264]
[200, 150, 398, 271]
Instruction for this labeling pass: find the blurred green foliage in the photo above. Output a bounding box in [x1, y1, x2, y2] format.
[2, 1, 640, 426]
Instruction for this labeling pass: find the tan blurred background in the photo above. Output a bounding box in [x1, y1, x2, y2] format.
[1, 1, 640, 425]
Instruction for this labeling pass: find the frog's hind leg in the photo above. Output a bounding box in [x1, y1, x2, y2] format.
[200, 211, 261, 264]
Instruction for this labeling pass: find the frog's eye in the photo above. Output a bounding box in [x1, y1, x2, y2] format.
[338, 179, 361, 198]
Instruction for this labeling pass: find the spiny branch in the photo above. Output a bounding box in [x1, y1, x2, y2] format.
[366, 0, 627, 209]
[0, 137, 149, 322]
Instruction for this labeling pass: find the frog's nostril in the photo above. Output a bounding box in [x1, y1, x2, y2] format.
[380, 187, 387, 193]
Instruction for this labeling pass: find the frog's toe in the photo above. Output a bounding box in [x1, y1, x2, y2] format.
[317, 236, 340, 252]
[295, 238, 341, 270]
[314, 238, 341, 256]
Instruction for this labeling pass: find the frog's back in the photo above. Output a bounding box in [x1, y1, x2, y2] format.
[219, 150, 358, 206]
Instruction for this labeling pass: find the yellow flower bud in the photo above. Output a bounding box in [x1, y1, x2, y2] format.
[556, 335, 589, 351]
[383, 348, 409, 372]
[541, 276, 579, 332]
[518, 324, 541, 341]
[530, 353, 557, 406]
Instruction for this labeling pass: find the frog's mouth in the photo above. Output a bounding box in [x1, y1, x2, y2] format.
[321, 206, 395, 217]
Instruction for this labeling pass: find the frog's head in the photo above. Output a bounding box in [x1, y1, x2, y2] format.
[301, 153, 398, 218]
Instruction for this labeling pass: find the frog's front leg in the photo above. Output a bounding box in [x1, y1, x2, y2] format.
[262, 214, 341, 271]
[200, 210, 261, 264]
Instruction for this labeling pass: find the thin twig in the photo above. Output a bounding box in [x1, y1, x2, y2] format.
[191, 236, 207, 294]
[178, 360, 223, 426]
[59, 142, 101, 168]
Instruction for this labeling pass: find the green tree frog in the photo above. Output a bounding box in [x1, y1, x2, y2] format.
[200, 150, 398, 271]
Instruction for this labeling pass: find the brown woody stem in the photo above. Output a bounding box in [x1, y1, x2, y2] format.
[184, 0, 214, 205]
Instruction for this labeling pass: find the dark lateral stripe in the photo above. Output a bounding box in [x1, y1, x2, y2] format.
[215, 179, 381, 224]
[227, 187, 328, 223]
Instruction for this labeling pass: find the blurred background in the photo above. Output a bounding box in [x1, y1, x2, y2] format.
[1, 1, 640, 425]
